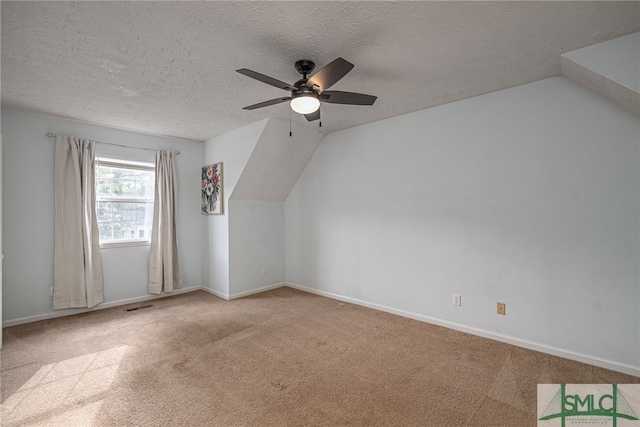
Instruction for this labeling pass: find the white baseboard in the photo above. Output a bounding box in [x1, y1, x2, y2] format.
[200, 286, 229, 300]
[2, 286, 201, 327]
[2, 283, 287, 326]
[228, 282, 286, 300]
[284, 282, 640, 377]
[5, 281, 638, 377]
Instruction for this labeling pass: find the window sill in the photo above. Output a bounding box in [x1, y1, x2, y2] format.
[100, 240, 151, 249]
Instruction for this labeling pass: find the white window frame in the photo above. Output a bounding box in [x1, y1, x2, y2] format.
[96, 157, 155, 249]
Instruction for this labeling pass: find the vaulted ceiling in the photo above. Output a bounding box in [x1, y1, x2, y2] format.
[2, 1, 638, 141]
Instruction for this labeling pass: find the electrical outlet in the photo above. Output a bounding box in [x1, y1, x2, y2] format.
[497, 302, 506, 315]
[453, 294, 461, 306]
[261, 267, 267, 276]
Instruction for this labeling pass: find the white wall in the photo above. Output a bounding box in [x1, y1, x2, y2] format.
[1, 109, 203, 323]
[229, 200, 285, 297]
[202, 118, 320, 299]
[201, 119, 267, 298]
[226, 118, 323, 298]
[285, 76, 640, 373]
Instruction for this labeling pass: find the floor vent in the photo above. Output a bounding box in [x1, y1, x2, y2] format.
[125, 304, 154, 312]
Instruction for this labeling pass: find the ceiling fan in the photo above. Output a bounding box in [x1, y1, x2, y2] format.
[236, 58, 377, 122]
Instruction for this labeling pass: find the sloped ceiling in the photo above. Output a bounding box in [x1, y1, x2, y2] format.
[2, 1, 639, 141]
[561, 33, 640, 115]
[231, 119, 325, 201]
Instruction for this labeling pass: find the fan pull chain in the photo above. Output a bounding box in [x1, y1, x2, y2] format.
[289, 107, 292, 137]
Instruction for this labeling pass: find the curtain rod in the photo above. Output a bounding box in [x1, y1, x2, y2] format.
[45, 132, 180, 155]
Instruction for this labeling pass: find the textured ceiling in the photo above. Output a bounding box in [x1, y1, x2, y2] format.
[2, 1, 639, 142]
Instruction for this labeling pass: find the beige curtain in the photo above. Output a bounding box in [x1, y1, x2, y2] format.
[148, 150, 182, 294]
[53, 135, 104, 309]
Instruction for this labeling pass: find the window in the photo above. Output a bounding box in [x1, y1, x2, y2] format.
[96, 158, 155, 247]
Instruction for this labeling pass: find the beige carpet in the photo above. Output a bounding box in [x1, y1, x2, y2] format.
[1, 287, 638, 426]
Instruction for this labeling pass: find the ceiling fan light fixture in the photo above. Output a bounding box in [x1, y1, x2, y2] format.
[238, 58, 375, 122]
[290, 94, 320, 114]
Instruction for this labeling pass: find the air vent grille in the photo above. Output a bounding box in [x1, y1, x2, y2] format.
[125, 304, 154, 312]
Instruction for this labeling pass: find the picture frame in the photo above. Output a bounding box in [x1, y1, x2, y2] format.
[201, 162, 223, 214]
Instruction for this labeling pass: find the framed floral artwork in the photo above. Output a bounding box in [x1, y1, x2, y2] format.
[202, 162, 223, 214]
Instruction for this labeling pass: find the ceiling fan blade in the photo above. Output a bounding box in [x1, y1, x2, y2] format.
[304, 109, 320, 122]
[236, 69, 296, 92]
[321, 91, 377, 105]
[242, 97, 291, 110]
[307, 58, 354, 92]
